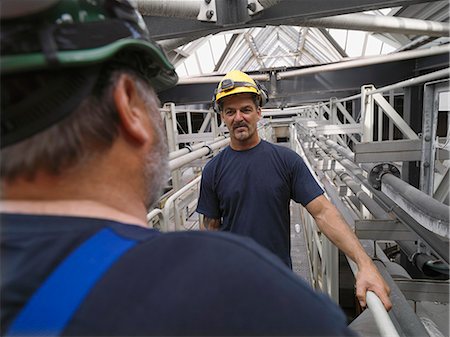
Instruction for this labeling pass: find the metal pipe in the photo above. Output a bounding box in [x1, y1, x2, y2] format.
[306, 13, 450, 37]
[160, 108, 211, 113]
[335, 68, 449, 104]
[366, 291, 400, 337]
[321, 137, 354, 161]
[400, 241, 449, 277]
[369, 68, 450, 96]
[258, 0, 280, 8]
[133, 0, 201, 18]
[169, 136, 226, 160]
[372, 186, 449, 264]
[277, 45, 450, 80]
[178, 73, 270, 85]
[310, 135, 450, 264]
[297, 133, 428, 337]
[306, 137, 387, 226]
[169, 138, 230, 171]
[338, 172, 391, 220]
[381, 174, 450, 239]
[370, 257, 430, 337]
[159, 36, 202, 51]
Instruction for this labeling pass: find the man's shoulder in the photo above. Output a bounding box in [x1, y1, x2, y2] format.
[202, 145, 230, 170]
[261, 140, 303, 163]
[72, 227, 353, 336]
[2, 213, 352, 336]
[131, 229, 291, 273]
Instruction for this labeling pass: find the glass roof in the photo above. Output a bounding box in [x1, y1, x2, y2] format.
[171, 3, 449, 78]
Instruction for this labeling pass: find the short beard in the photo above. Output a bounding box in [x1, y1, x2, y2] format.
[135, 82, 169, 211]
[143, 121, 169, 210]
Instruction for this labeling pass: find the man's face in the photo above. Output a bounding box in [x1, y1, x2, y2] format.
[220, 93, 261, 147]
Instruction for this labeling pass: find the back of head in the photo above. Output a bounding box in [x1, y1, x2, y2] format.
[1, 0, 178, 179]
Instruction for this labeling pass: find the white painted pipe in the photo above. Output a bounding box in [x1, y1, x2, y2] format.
[346, 261, 400, 337]
[133, 0, 201, 18]
[169, 138, 230, 171]
[278, 45, 450, 80]
[369, 68, 450, 95]
[178, 73, 270, 85]
[307, 13, 450, 37]
[169, 136, 226, 160]
[366, 291, 400, 337]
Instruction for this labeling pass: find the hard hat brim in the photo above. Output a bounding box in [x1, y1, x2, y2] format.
[216, 85, 259, 103]
[1, 39, 178, 92]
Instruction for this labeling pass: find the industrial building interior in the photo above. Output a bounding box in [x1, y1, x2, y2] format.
[138, 1, 449, 336]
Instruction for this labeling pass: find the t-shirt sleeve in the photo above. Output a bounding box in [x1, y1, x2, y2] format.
[290, 154, 324, 206]
[196, 164, 221, 219]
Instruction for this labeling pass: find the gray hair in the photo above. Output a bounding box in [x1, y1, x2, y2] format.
[1, 69, 161, 181]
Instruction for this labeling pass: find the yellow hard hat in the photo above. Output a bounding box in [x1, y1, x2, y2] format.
[214, 70, 268, 111]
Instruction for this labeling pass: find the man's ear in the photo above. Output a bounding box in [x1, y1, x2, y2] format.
[113, 74, 150, 145]
[257, 106, 262, 120]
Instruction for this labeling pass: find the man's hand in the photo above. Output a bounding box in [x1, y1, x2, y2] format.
[305, 196, 392, 311]
[355, 262, 392, 311]
[199, 216, 220, 230]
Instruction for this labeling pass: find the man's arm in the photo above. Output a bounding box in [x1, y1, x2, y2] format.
[199, 216, 221, 230]
[305, 195, 392, 311]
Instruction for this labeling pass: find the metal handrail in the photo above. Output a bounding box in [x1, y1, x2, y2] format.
[169, 138, 229, 171]
[291, 125, 401, 337]
[162, 176, 202, 231]
[147, 208, 164, 228]
[366, 291, 400, 337]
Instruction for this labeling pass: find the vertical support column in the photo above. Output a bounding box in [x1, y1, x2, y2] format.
[318, 103, 324, 120]
[186, 111, 193, 137]
[165, 103, 181, 191]
[164, 103, 178, 153]
[210, 110, 219, 138]
[353, 97, 361, 143]
[403, 86, 423, 188]
[420, 81, 449, 195]
[330, 98, 338, 142]
[389, 91, 394, 141]
[420, 83, 437, 195]
[361, 85, 375, 143]
[378, 99, 383, 141]
[330, 98, 337, 125]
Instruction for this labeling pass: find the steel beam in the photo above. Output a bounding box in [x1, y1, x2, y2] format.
[354, 139, 422, 163]
[158, 53, 448, 107]
[315, 123, 362, 136]
[143, 0, 441, 40]
[394, 279, 449, 303]
[355, 220, 418, 241]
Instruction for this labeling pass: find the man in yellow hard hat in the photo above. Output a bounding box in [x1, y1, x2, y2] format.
[197, 69, 392, 311]
[1, 1, 358, 335]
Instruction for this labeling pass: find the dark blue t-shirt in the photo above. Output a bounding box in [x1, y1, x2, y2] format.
[1, 213, 354, 336]
[196, 140, 324, 267]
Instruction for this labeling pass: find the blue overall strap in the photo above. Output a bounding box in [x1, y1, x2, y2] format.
[6, 228, 138, 337]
